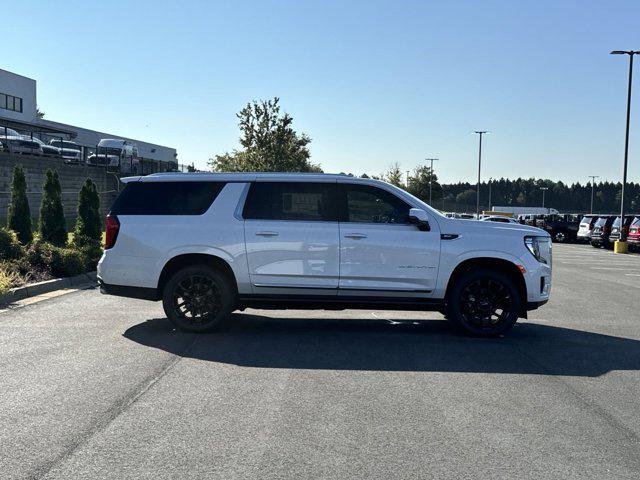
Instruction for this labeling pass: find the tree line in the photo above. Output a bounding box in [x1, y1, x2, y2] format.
[210, 97, 639, 214]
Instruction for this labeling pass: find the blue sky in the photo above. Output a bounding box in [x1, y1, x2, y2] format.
[3, 0, 640, 183]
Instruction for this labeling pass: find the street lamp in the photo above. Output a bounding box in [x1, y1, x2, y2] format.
[425, 158, 439, 205]
[473, 131, 489, 218]
[588, 175, 599, 214]
[488, 178, 493, 210]
[540, 186, 549, 209]
[610, 50, 640, 249]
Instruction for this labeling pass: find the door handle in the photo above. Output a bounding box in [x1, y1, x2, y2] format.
[255, 231, 279, 237]
[344, 233, 367, 239]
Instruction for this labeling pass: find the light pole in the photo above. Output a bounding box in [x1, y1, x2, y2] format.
[406, 170, 410, 188]
[488, 177, 493, 210]
[610, 50, 640, 246]
[425, 158, 439, 205]
[473, 131, 489, 218]
[588, 175, 599, 214]
[540, 186, 549, 209]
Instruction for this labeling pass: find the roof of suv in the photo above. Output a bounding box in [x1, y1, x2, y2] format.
[122, 172, 369, 183]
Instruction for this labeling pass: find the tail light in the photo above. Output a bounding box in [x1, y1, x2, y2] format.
[105, 214, 120, 249]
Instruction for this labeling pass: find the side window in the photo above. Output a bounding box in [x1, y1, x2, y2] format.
[343, 185, 411, 224]
[243, 182, 337, 221]
[110, 182, 225, 215]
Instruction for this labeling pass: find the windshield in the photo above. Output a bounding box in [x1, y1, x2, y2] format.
[1, 128, 21, 137]
[612, 217, 621, 227]
[632, 217, 640, 227]
[595, 217, 608, 226]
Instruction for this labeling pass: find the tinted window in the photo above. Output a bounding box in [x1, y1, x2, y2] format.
[243, 182, 337, 221]
[110, 181, 224, 215]
[343, 184, 410, 224]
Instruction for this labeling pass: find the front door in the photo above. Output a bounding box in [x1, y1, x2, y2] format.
[243, 181, 340, 293]
[337, 183, 440, 295]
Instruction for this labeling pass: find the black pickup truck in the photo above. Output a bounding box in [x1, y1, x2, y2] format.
[536, 214, 583, 243]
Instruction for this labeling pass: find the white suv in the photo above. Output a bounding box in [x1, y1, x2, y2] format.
[98, 173, 552, 336]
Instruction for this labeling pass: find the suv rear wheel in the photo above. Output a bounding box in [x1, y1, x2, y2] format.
[162, 265, 235, 332]
[447, 269, 521, 337]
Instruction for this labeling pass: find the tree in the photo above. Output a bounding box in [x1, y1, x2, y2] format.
[39, 169, 67, 246]
[7, 165, 32, 245]
[383, 162, 404, 187]
[72, 178, 101, 247]
[456, 189, 476, 206]
[36, 108, 45, 119]
[209, 97, 321, 173]
[407, 165, 442, 204]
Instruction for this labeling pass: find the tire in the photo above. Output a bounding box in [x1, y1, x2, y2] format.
[162, 265, 236, 332]
[554, 231, 566, 243]
[447, 269, 522, 337]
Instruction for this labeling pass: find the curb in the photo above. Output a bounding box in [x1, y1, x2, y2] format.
[0, 271, 97, 305]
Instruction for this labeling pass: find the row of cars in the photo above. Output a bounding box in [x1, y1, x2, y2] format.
[577, 214, 640, 250]
[0, 127, 83, 163]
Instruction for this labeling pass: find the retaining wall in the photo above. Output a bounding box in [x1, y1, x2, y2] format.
[0, 152, 119, 226]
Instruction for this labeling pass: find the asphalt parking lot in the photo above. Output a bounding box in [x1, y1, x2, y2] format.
[1, 243, 640, 480]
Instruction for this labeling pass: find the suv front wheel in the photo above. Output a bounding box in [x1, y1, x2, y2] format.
[447, 269, 521, 337]
[162, 265, 235, 332]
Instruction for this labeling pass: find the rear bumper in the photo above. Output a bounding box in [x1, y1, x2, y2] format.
[98, 278, 159, 301]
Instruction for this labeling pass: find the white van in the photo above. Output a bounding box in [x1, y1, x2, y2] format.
[88, 139, 139, 173]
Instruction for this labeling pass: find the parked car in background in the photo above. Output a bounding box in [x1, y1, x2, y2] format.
[88, 139, 139, 173]
[609, 215, 638, 244]
[539, 213, 582, 243]
[577, 215, 599, 242]
[49, 139, 83, 164]
[590, 215, 616, 248]
[627, 217, 640, 251]
[0, 128, 43, 154]
[481, 216, 519, 224]
[32, 137, 61, 156]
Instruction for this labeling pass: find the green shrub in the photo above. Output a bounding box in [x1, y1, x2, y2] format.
[73, 179, 101, 247]
[39, 169, 67, 247]
[0, 267, 14, 295]
[7, 165, 32, 245]
[50, 248, 85, 277]
[0, 227, 24, 260]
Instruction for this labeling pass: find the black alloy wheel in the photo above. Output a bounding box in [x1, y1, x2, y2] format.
[162, 266, 235, 332]
[448, 269, 521, 337]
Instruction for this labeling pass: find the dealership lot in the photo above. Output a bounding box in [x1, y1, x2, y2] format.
[1, 243, 640, 480]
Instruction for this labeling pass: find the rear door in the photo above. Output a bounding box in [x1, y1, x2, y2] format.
[243, 181, 340, 293]
[337, 182, 440, 295]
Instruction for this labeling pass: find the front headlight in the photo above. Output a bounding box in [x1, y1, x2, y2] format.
[525, 236, 552, 264]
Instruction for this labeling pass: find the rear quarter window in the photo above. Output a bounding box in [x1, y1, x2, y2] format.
[110, 181, 225, 215]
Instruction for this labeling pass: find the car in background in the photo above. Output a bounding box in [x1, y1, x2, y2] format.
[481, 216, 519, 224]
[627, 217, 640, 251]
[539, 213, 582, 243]
[49, 139, 83, 164]
[88, 138, 139, 173]
[577, 215, 599, 242]
[590, 215, 616, 248]
[32, 137, 61, 156]
[609, 215, 639, 244]
[0, 127, 43, 154]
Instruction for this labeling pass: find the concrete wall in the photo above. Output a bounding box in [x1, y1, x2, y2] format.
[0, 69, 37, 123]
[0, 152, 119, 227]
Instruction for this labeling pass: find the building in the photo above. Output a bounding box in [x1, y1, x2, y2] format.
[0, 68, 177, 163]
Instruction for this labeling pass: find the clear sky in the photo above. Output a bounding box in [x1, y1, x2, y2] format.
[3, 0, 640, 183]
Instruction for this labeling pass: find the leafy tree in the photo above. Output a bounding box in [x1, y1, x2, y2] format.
[72, 178, 101, 247]
[209, 97, 321, 173]
[7, 165, 32, 245]
[407, 165, 442, 204]
[456, 189, 477, 205]
[39, 169, 67, 246]
[383, 162, 404, 187]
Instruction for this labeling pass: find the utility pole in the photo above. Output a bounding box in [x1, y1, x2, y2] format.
[610, 50, 639, 247]
[406, 170, 410, 188]
[540, 186, 549, 209]
[473, 131, 489, 218]
[588, 175, 599, 214]
[425, 158, 439, 205]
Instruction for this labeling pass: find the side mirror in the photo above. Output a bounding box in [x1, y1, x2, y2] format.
[408, 208, 430, 231]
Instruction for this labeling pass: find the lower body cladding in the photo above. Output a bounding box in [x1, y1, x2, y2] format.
[97, 277, 548, 313]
